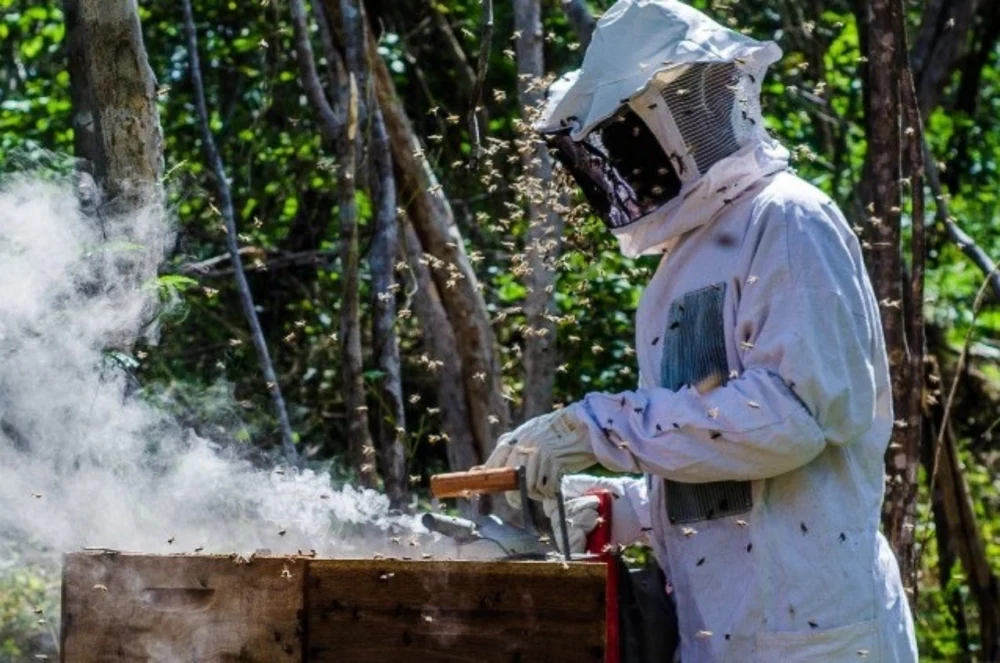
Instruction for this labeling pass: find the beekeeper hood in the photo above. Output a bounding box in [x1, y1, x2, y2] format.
[539, 0, 790, 256]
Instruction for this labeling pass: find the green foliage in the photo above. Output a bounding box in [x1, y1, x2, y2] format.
[0, 1, 72, 167]
[0, 559, 59, 660]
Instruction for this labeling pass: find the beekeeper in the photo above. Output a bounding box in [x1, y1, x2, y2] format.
[481, 0, 919, 660]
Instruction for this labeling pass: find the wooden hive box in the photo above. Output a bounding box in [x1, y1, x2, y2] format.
[61, 552, 607, 662]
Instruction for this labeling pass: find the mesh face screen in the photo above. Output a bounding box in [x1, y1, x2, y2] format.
[659, 63, 743, 175]
[598, 107, 683, 212]
[545, 107, 682, 230]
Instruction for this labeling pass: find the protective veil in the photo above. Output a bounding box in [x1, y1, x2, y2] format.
[538, 0, 787, 258]
[535, 1, 919, 660]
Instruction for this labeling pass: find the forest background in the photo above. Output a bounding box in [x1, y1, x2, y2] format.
[0, 0, 998, 659]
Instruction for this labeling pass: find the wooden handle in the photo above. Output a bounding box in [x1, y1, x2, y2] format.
[430, 468, 520, 499]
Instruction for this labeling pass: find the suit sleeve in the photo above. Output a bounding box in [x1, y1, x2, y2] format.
[575, 197, 880, 483]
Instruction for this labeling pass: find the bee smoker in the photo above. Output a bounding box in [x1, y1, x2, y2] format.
[425, 467, 679, 663]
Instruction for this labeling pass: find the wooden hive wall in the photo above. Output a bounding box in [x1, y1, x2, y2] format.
[61, 552, 607, 662]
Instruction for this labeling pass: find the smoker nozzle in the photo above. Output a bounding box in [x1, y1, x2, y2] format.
[421, 512, 481, 545]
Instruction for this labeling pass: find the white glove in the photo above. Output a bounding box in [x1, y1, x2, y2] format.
[543, 474, 651, 555]
[482, 403, 596, 505]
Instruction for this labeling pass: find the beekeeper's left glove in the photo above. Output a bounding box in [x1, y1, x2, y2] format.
[542, 474, 650, 555]
[482, 403, 596, 506]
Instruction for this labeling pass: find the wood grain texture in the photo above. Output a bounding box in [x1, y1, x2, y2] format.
[62, 554, 607, 662]
[61, 552, 304, 662]
[430, 468, 520, 498]
[306, 559, 607, 662]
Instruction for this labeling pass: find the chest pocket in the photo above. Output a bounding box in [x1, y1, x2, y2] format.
[659, 282, 752, 524]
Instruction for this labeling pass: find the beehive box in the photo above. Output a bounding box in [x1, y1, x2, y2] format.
[61, 551, 607, 662]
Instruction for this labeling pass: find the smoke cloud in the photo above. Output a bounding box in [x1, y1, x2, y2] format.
[0, 174, 435, 560]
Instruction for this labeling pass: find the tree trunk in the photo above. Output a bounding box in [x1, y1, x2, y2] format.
[860, 0, 920, 599]
[896, 0, 927, 602]
[288, 0, 377, 486]
[401, 221, 481, 503]
[338, 0, 369, 190]
[63, 0, 164, 358]
[427, 1, 477, 100]
[922, 409, 973, 660]
[369, 30, 510, 466]
[909, 0, 980, 117]
[941, 2, 1000, 193]
[310, 0, 405, 498]
[930, 418, 1000, 661]
[513, 0, 563, 422]
[561, 0, 596, 50]
[370, 104, 409, 508]
[336, 82, 378, 487]
[183, 0, 300, 467]
[63, 0, 162, 211]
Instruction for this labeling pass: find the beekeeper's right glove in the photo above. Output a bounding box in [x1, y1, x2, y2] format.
[481, 403, 596, 505]
[542, 474, 652, 555]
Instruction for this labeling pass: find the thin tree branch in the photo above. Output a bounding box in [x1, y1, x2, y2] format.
[178, 248, 338, 278]
[177, 246, 260, 274]
[181, 0, 300, 467]
[943, 2, 1000, 191]
[402, 15, 432, 42]
[289, 0, 343, 144]
[468, 0, 493, 167]
[909, 0, 980, 117]
[427, 1, 477, 98]
[923, 140, 1000, 301]
[927, 260, 998, 507]
[310, 0, 347, 98]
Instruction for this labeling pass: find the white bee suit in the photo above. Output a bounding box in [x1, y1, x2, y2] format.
[574, 169, 918, 662]
[533, 1, 919, 660]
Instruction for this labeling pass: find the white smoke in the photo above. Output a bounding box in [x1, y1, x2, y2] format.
[0, 174, 429, 560]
